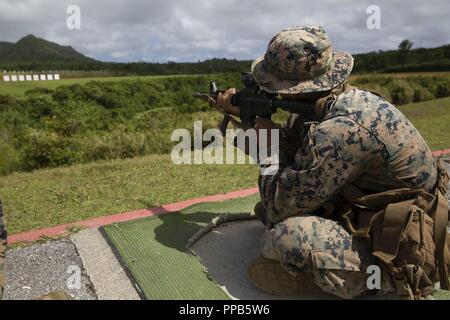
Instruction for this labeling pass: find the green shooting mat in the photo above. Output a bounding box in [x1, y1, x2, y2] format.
[100, 194, 260, 300]
[433, 287, 450, 300]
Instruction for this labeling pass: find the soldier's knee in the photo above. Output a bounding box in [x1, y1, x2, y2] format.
[264, 215, 357, 268]
[272, 215, 333, 249]
[268, 216, 326, 267]
[273, 216, 318, 241]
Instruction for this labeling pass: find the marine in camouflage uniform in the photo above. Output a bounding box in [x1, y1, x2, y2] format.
[247, 26, 437, 298]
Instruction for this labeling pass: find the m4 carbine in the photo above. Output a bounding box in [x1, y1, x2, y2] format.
[193, 72, 324, 136]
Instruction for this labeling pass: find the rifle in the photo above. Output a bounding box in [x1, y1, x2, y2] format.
[193, 72, 320, 136]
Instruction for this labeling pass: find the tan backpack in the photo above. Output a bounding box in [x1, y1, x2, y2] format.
[341, 160, 450, 300]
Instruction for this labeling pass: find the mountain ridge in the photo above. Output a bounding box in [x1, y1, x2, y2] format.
[0, 35, 449, 74]
[0, 34, 97, 65]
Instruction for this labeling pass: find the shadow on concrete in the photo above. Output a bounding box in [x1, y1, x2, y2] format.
[153, 211, 217, 251]
[152, 204, 338, 300]
[153, 210, 400, 300]
[190, 220, 337, 300]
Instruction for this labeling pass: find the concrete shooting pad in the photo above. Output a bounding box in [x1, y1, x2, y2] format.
[190, 220, 336, 300]
[100, 194, 317, 300]
[99, 193, 450, 300]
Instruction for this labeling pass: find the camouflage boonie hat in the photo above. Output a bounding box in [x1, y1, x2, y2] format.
[252, 26, 354, 94]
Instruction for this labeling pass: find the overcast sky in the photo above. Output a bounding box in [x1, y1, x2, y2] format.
[0, 0, 449, 63]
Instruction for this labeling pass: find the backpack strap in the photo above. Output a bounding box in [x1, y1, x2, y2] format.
[372, 200, 416, 266]
[340, 184, 420, 239]
[340, 160, 449, 294]
[432, 160, 450, 289]
[435, 189, 449, 289]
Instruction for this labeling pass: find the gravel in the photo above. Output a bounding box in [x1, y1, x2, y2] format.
[3, 238, 96, 300]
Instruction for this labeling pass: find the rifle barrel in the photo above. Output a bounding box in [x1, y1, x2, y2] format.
[271, 99, 316, 116]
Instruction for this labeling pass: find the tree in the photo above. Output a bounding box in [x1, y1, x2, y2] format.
[399, 39, 414, 51]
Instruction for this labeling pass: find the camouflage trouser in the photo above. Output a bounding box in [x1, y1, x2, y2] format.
[261, 215, 395, 299]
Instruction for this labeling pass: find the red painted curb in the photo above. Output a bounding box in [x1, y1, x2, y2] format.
[432, 148, 450, 157]
[7, 148, 450, 245]
[8, 187, 259, 244]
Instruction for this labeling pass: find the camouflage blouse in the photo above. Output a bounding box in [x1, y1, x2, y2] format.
[259, 89, 438, 224]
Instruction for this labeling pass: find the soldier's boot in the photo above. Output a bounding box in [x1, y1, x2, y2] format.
[247, 257, 323, 296]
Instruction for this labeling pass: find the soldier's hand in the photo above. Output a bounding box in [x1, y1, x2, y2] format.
[216, 88, 240, 116]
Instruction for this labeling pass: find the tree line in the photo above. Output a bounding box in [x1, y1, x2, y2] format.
[2, 44, 449, 76]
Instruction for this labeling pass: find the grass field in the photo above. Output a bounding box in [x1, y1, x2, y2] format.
[0, 97, 449, 234]
[398, 97, 450, 150]
[351, 71, 450, 79]
[1, 71, 450, 96]
[0, 74, 198, 96]
[0, 155, 258, 234]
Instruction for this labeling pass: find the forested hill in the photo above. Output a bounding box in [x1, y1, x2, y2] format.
[0, 34, 252, 73]
[0, 35, 98, 69]
[0, 35, 449, 74]
[0, 42, 14, 57]
[353, 44, 450, 73]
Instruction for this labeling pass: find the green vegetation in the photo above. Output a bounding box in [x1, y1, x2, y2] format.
[351, 74, 450, 104]
[0, 74, 201, 96]
[0, 34, 250, 76]
[1, 73, 450, 176]
[0, 155, 257, 233]
[1, 34, 449, 238]
[0, 73, 243, 175]
[0, 34, 99, 71]
[1, 97, 449, 234]
[398, 97, 450, 151]
[2, 34, 449, 76]
[353, 44, 450, 73]
[0, 35, 95, 65]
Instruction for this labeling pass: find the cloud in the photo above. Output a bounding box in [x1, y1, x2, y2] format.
[0, 0, 449, 62]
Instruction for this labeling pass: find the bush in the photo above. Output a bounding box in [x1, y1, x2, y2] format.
[81, 127, 147, 161]
[412, 86, 434, 102]
[435, 82, 450, 98]
[1, 73, 449, 174]
[356, 83, 393, 102]
[25, 87, 53, 96]
[22, 95, 57, 119]
[390, 80, 415, 104]
[350, 75, 450, 105]
[0, 139, 20, 175]
[20, 129, 82, 169]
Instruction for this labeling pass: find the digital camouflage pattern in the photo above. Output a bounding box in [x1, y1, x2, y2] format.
[258, 89, 437, 298]
[0, 201, 6, 300]
[252, 26, 353, 94]
[259, 89, 437, 224]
